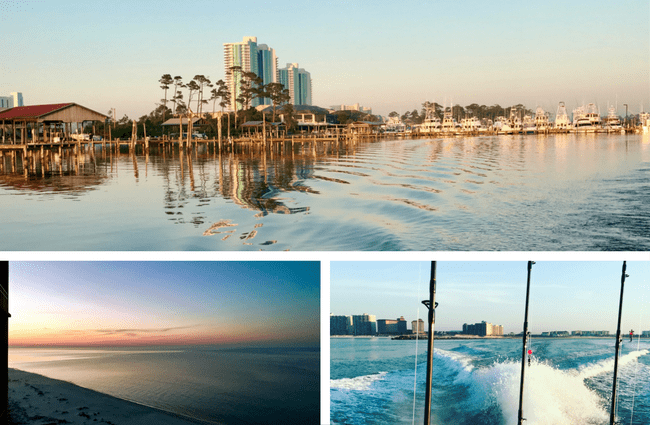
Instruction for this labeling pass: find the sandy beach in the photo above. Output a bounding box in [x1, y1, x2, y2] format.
[8, 368, 212, 425]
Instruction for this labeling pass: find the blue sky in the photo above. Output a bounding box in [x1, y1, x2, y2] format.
[330, 261, 650, 334]
[9, 261, 320, 346]
[1, 0, 648, 119]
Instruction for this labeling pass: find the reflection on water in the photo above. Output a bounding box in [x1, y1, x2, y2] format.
[1, 134, 648, 250]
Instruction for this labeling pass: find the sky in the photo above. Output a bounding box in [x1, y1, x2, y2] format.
[330, 261, 650, 335]
[8, 261, 320, 347]
[1, 0, 648, 119]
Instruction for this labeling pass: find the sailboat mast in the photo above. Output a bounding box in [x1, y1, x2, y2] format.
[517, 261, 534, 425]
[610, 261, 628, 425]
[423, 261, 437, 425]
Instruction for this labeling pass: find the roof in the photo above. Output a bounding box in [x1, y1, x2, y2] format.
[0, 103, 108, 122]
[0, 103, 73, 120]
[162, 117, 203, 126]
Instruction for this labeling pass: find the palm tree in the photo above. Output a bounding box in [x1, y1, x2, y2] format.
[159, 74, 173, 121]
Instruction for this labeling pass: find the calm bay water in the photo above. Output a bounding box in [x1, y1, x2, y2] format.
[1, 134, 648, 250]
[9, 345, 319, 425]
[331, 337, 650, 425]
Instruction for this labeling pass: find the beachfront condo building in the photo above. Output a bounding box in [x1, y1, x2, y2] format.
[352, 314, 377, 336]
[330, 314, 354, 335]
[412, 319, 425, 334]
[377, 317, 408, 335]
[278, 63, 312, 106]
[463, 321, 504, 336]
[223, 37, 278, 110]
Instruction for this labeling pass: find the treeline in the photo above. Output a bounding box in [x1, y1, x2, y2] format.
[389, 102, 535, 124]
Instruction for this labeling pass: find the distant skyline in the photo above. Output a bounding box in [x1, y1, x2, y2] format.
[1, 0, 648, 119]
[9, 261, 320, 347]
[330, 261, 650, 334]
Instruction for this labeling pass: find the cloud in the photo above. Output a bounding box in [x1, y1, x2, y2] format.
[62, 325, 202, 336]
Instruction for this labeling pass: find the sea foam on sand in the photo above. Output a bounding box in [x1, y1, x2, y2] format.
[8, 368, 212, 425]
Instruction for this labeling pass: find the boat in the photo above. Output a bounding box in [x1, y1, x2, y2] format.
[534, 107, 550, 133]
[440, 108, 457, 135]
[585, 103, 604, 132]
[554, 102, 571, 131]
[573, 106, 594, 132]
[523, 115, 536, 134]
[603, 106, 623, 133]
[419, 107, 441, 134]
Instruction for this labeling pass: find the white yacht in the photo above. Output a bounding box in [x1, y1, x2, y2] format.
[419, 107, 441, 134]
[523, 115, 536, 134]
[585, 103, 602, 131]
[573, 105, 593, 132]
[534, 107, 550, 132]
[554, 102, 571, 131]
[603, 106, 623, 133]
[440, 109, 457, 134]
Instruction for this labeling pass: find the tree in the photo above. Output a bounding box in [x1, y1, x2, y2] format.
[388, 111, 399, 118]
[281, 103, 297, 132]
[192, 75, 212, 115]
[236, 71, 262, 114]
[170, 76, 184, 115]
[266, 82, 290, 122]
[186, 80, 200, 114]
[159, 74, 173, 121]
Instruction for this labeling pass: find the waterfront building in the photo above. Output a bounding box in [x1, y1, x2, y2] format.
[463, 321, 503, 336]
[412, 318, 425, 334]
[278, 63, 312, 106]
[352, 314, 377, 336]
[642, 331, 650, 337]
[377, 316, 407, 335]
[330, 314, 354, 335]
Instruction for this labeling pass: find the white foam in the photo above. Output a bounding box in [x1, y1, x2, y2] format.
[330, 372, 388, 391]
[578, 349, 649, 380]
[470, 359, 609, 425]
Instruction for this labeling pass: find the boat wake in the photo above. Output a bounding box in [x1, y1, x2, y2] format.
[330, 348, 649, 425]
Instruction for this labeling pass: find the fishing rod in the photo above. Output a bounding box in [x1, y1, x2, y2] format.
[422, 261, 438, 425]
[610, 261, 628, 425]
[517, 261, 534, 425]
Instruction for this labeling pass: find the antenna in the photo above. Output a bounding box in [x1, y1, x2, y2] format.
[517, 261, 535, 425]
[610, 261, 628, 425]
[422, 261, 438, 425]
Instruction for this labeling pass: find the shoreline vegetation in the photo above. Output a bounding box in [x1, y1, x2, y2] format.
[8, 368, 211, 425]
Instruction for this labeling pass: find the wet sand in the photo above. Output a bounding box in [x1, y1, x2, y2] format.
[8, 368, 213, 425]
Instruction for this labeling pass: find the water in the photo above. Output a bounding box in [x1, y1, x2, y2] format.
[1, 134, 648, 250]
[9, 345, 320, 425]
[330, 337, 650, 425]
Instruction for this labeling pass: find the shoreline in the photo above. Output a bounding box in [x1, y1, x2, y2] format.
[8, 368, 215, 425]
[330, 335, 636, 340]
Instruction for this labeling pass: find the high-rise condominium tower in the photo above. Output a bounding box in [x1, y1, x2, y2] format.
[223, 37, 277, 110]
[278, 63, 312, 106]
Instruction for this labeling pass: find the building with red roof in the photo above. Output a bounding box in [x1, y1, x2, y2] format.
[0, 103, 107, 144]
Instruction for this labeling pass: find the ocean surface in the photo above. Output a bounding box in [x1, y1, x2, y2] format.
[331, 337, 650, 425]
[0, 133, 648, 250]
[9, 345, 319, 425]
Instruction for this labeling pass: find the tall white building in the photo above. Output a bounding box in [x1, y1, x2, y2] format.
[223, 37, 278, 110]
[0, 92, 23, 109]
[11, 92, 23, 107]
[278, 63, 312, 106]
